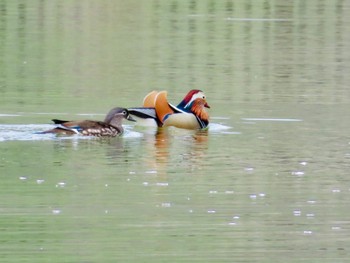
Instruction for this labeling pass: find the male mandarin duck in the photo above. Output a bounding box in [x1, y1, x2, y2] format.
[42, 107, 135, 136]
[129, 89, 210, 130]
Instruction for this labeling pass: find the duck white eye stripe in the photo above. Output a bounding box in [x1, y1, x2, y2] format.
[185, 92, 205, 108]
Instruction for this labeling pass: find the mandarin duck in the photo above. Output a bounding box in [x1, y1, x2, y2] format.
[42, 107, 135, 136]
[129, 90, 210, 130]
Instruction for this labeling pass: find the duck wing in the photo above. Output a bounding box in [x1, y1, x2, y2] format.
[51, 119, 112, 133]
[41, 127, 78, 135]
[49, 119, 81, 134]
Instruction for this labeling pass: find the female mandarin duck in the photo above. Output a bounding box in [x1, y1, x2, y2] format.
[129, 90, 210, 130]
[42, 107, 135, 136]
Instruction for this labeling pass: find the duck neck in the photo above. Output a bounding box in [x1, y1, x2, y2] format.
[105, 116, 124, 133]
[191, 103, 209, 124]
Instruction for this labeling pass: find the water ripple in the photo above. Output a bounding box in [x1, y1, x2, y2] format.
[0, 124, 140, 141]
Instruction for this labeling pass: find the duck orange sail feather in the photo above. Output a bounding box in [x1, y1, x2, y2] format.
[143, 90, 158, 107]
[154, 91, 174, 124]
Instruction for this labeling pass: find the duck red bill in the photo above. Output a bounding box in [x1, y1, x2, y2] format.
[204, 102, 210, 108]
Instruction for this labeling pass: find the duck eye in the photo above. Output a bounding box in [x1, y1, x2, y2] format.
[123, 110, 127, 115]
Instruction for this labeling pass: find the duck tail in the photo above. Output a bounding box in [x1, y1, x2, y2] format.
[51, 119, 69, 124]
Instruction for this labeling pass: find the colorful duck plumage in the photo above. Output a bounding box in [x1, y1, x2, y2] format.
[128, 90, 210, 130]
[42, 107, 135, 136]
[162, 97, 210, 129]
[175, 89, 207, 112]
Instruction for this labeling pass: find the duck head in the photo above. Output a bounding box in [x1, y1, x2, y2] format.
[177, 89, 210, 111]
[104, 107, 136, 127]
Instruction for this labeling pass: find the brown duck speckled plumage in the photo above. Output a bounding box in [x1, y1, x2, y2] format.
[42, 107, 135, 137]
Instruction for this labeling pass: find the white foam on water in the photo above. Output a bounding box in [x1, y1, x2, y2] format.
[241, 118, 303, 122]
[0, 124, 143, 141]
[0, 114, 21, 117]
[208, 122, 232, 130]
[123, 127, 144, 138]
[208, 122, 237, 135]
[226, 17, 292, 22]
[0, 124, 54, 141]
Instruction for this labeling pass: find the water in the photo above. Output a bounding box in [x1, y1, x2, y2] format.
[1, 1, 350, 262]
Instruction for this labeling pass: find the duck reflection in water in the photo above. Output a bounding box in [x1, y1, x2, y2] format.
[151, 127, 209, 169]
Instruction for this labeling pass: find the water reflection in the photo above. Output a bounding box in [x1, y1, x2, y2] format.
[154, 128, 208, 162]
[125, 128, 209, 175]
[1, 1, 350, 262]
[1, 0, 349, 109]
